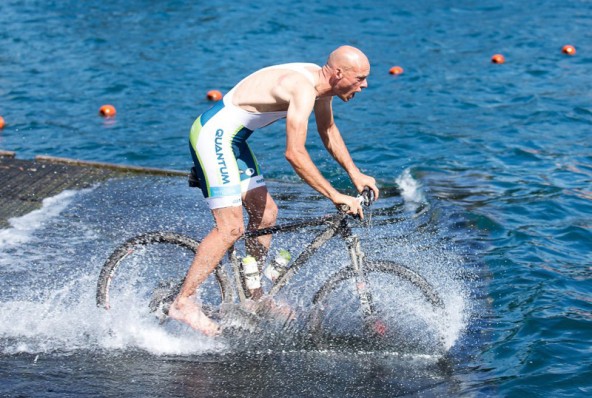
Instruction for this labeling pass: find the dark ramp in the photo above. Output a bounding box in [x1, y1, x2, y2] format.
[0, 151, 186, 229]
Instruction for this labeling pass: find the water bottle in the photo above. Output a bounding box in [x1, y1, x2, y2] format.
[241, 255, 261, 290]
[264, 249, 291, 282]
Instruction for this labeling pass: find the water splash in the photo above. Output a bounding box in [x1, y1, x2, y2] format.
[0, 189, 84, 251]
[396, 168, 426, 211]
[0, 272, 223, 355]
[0, 177, 472, 358]
[0, 188, 223, 356]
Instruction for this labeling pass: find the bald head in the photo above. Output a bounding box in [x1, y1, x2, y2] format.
[327, 45, 370, 71]
[317, 45, 370, 101]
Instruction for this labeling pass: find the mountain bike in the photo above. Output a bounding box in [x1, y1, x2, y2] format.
[96, 181, 445, 344]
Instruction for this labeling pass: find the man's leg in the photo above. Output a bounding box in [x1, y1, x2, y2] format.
[243, 186, 278, 261]
[169, 205, 244, 335]
[242, 187, 293, 320]
[242, 186, 278, 299]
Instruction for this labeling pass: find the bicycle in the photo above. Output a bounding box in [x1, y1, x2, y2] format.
[96, 173, 445, 347]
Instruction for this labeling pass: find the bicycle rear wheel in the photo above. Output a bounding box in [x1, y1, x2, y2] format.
[96, 231, 231, 319]
[309, 260, 445, 350]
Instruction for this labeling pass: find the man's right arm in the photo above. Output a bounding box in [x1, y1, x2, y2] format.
[284, 82, 364, 217]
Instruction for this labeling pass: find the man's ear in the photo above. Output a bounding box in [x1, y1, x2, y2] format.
[335, 68, 343, 79]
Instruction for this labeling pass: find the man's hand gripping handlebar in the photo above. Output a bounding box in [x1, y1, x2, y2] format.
[338, 187, 375, 219]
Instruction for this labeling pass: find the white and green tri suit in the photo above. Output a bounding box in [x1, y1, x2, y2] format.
[189, 63, 319, 209]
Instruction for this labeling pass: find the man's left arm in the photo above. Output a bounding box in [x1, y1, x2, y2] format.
[314, 98, 379, 199]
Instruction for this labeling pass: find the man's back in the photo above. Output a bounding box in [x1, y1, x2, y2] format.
[227, 63, 321, 114]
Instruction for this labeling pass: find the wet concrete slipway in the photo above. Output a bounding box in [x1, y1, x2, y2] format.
[0, 151, 481, 397]
[0, 151, 186, 228]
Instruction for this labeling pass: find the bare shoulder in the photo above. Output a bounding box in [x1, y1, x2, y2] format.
[233, 66, 316, 112]
[273, 68, 317, 100]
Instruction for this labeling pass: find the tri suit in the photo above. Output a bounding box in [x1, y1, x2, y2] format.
[189, 63, 319, 209]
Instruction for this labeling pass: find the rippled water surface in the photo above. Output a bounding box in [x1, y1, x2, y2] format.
[1, 0, 591, 396]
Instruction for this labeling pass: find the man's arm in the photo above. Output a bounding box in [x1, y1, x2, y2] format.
[314, 98, 379, 199]
[284, 81, 365, 216]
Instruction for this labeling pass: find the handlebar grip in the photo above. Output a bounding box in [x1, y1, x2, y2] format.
[361, 187, 375, 206]
[339, 203, 360, 219]
[338, 187, 375, 214]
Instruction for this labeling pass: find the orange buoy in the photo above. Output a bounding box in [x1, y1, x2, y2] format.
[562, 45, 576, 55]
[99, 104, 117, 117]
[206, 90, 223, 101]
[0, 116, 5, 129]
[389, 66, 404, 75]
[491, 54, 505, 64]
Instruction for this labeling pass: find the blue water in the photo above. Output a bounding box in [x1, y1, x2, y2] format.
[1, 0, 591, 396]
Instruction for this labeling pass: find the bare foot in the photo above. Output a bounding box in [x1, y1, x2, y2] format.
[169, 296, 220, 336]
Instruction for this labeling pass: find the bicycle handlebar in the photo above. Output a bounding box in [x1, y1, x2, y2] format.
[360, 187, 375, 207]
[338, 187, 375, 214]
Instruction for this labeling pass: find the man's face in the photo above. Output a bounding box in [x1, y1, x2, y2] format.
[335, 65, 370, 102]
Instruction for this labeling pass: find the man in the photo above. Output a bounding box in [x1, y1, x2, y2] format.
[169, 45, 380, 336]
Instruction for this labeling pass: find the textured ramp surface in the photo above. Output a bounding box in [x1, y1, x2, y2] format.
[0, 153, 185, 228]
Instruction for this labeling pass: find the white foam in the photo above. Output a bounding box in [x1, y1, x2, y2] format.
[0, 189, 84, 249]
[0, 187, 218, 355]
[395, 168, 426, 208]
[0, 180, 470, 357]
[0, 271, 225, 355]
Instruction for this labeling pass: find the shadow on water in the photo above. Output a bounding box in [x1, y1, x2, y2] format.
[0, 171, 484, 396]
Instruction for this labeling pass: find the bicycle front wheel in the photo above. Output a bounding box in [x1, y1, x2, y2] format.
[309, 260, 445, 350]
[96, 231, 231, 319]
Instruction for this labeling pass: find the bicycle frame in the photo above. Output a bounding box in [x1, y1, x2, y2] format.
[226, 211, 377, 321]
[96, 178, 445, 341]
[96, 193, 444, 343]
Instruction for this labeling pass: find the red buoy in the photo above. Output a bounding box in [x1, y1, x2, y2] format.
[389, 66, 404, 75]
[99, 104, 117, 117]
[562, 45, 576, 55]
[491, 54, 505, 64]
[207, 90, 223, 101]
[0, 116, 5, 129]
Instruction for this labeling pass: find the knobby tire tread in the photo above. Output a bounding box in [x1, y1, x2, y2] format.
[96, 232, 228, 309]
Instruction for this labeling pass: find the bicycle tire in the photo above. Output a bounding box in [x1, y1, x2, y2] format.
[312, 260, 444, 308]
[309, 260, 444, 342]
[96, 231, 231, 312]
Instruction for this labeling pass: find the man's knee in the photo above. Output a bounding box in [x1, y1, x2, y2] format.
[216, 221, 244, 244]
[248, 198, 278, 228]
[212, 206, 245, 244]
[261, 200, 278, 227]
[244, 189, 278, 227]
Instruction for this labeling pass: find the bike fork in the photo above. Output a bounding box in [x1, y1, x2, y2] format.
[346, 235, 376, 322]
